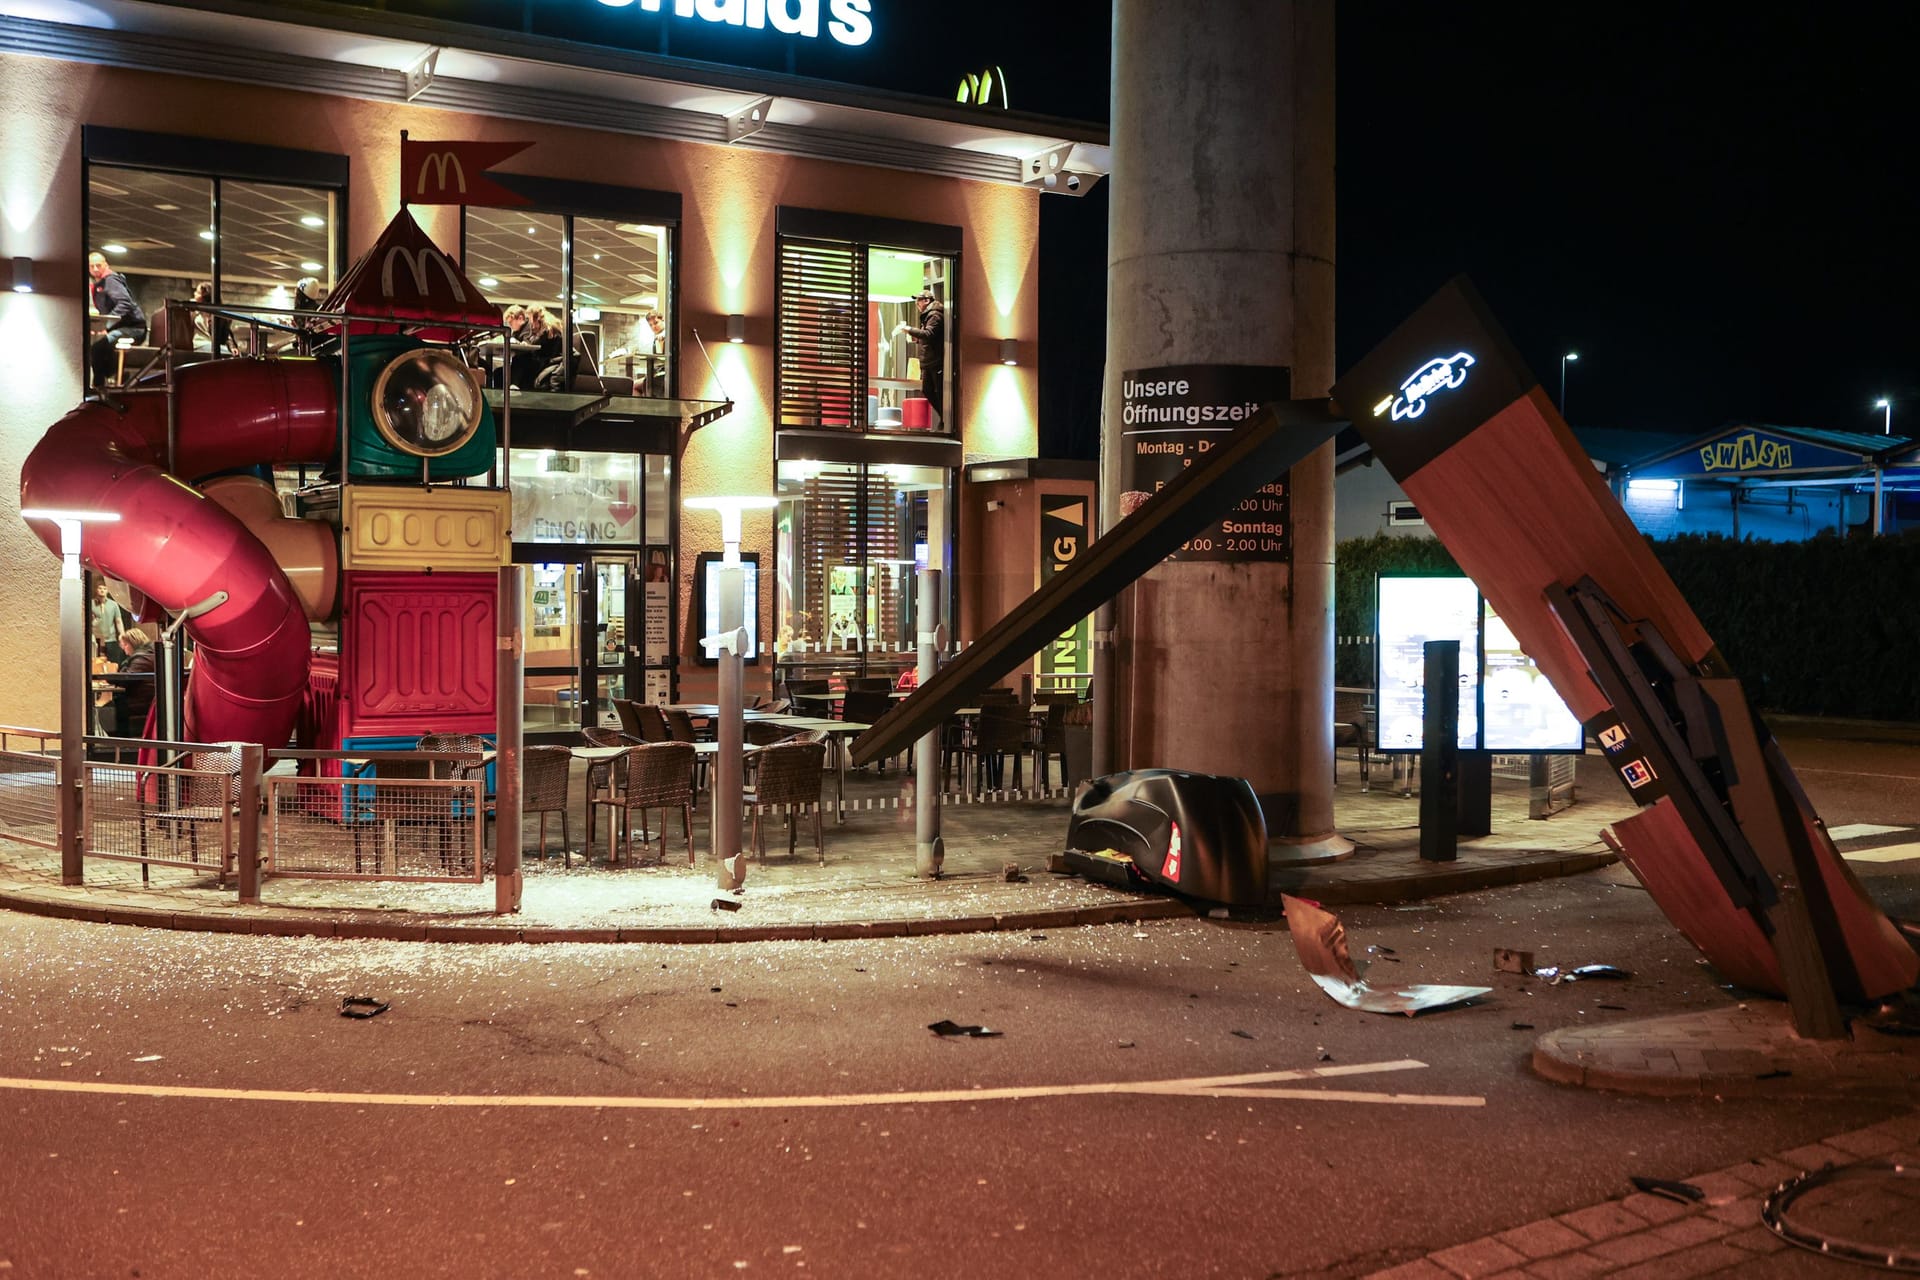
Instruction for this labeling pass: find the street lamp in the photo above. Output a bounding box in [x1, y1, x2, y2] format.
[685, 494, 777, 893]
[1876, 398, 1892, 434]
[1559, 351, 1579, 417]
[21, 507, 120, 884]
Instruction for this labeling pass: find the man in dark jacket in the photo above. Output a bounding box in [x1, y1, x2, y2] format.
[88, 252, 147, 390]
[895, 288, 946, 427]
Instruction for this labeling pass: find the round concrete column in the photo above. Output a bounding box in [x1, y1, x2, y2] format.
[1098, 0, 1338, 841]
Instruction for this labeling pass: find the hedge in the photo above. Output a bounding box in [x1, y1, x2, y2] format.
[1335, 530, 1920, 721]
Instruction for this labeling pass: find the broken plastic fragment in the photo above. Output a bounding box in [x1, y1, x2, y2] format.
[339, 997, 389, 1020]
[927, 1020, 1001, 1038]
[1630, 1175, 1706, 1204]
[1281, 895, 1489, 1016]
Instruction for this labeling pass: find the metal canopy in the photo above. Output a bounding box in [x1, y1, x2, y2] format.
[849, 400, 1347, 767]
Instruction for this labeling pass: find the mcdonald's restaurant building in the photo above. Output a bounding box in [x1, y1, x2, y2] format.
[0, 1, 1107, 737]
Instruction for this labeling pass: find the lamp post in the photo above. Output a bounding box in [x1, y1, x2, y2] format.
[22, 508, 120, 884]
[1559, 351, 1579, 417]
[686, 495, 776, 892]
[1876, 398, 1892, 435]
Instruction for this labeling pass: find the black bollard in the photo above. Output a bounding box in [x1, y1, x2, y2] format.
[1419, 639, 1459, 862]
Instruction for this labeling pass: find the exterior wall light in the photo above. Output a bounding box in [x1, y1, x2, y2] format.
[727, 314, 747, 344]
[998, 338, 1018, 366]
[10, 257, 32, 294]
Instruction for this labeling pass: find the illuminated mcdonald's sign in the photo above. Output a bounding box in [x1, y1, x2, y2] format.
[594, 0, 875, 47]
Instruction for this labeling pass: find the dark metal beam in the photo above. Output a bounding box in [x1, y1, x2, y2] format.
[849, 399, 1346, 765]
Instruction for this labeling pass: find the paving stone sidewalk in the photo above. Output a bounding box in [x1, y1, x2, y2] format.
[1370, 1107, 1920, 1279]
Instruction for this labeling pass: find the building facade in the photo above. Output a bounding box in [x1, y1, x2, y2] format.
[0, 1, 1107, 735]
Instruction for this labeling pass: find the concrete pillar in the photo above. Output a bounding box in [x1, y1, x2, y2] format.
[1099, 0, 1339, 843]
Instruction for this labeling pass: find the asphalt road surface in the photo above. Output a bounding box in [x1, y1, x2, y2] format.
[0, 725, 1913, 1279]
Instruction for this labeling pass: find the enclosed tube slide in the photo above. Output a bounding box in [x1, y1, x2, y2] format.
[22, 360, 339, 747]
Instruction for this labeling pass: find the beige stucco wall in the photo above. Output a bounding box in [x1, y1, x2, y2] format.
[0, 50, 1039, 730]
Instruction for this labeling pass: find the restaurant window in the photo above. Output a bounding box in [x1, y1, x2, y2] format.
[775, 209, 960, 436]
[773, 460, 948, 684]
[465, 206, 673, 397]
[85, 159, 341, 360]
[506, 447, 677, 730]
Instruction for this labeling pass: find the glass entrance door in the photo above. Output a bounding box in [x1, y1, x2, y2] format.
[590, 555, 636, 729]
[524, 561, 582, 731]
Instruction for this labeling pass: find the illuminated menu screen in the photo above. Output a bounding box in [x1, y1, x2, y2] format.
[1482, 602, 1585, 751]
[1376, 577, 1479, 752]
[1374, 576, 1584, 753]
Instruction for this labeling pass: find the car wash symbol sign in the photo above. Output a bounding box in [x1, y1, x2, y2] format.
[1378, 352, 1476, 422]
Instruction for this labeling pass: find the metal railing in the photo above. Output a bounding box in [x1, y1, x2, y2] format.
[0, 727, 60, 852]
[265, 750, 485, 884]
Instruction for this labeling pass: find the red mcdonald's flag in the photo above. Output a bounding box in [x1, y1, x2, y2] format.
[399, 139, 534, 208]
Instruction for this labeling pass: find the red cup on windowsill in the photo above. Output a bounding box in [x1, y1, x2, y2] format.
[901, 396, 931, 429]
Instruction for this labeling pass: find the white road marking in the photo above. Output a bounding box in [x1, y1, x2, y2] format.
[1824, 823, 1910, 841]
[1794, 767, 1920, 783]
[1839, 842, 1920, 865]
[0, 1058, 1484, 1110]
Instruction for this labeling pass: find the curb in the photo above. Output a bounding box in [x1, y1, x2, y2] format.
[0, 884, 1196, 945]
[0, 841, 1612, 945]
[1531, 1016, 1920, 1103]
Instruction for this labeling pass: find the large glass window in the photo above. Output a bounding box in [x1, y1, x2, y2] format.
[773, 461, 948, 675]
[776, 238, 955, 435]
[86, 165, 339, 360]
[466, 208, 671, 397]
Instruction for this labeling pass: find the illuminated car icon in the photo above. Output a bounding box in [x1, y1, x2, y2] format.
[1384, 351, 1477, 421]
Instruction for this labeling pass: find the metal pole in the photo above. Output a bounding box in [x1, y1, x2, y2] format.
[1559, 359, 1567, 416]
[1090, 601, 1114, 778]
[914, 567, 944, 878]
[57, 530, 84, 886]
[236, 742, 263, 903]
[715, 563, 747, 890]
[494, 565, 525, 914]
[1418, 639, 1460, 863]
[1873, 465, 1884, 536]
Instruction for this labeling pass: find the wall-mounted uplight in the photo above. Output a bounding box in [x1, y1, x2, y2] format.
[10, 257, 32, 294]
[1625, 478, 1679, 496]
[727, 314, 747, 344]
[998, 338, 1019, 366]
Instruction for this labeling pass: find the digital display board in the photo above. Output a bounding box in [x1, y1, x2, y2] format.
[693, 552, 760, 665]
[1375, 575, 1584, 753]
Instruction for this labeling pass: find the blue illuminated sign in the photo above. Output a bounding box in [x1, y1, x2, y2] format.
[596, 0, 875, 47]
[1375, 351, 1476, 422]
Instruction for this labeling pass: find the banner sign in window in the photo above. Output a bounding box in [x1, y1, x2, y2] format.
[1038, 494, 1091, 688]
[1118, 364, 1291, 563]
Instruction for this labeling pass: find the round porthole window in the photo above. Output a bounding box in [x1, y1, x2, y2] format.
[369, 348, 484, 457]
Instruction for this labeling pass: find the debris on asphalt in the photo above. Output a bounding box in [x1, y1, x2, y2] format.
[1281, 895, 1491, 1016]
[1510, 1022, 1535, 1031]
[710, 898, 742, 912]
[1756, 1069, 1792, 1080]
[1494, 948, 1536, 975]
[339, 997, 389, 1019]
[1598, 1003, 1627, 1011]
[132, 1054, 163, 1063]
[1534, 963, 1632, 984]
[1230, 1029, 1255, 1040]
[1116, 1040, 1135, 1049]
[1002, 862, 1027, 883]
[1631, 1175, 1706, 1204]
[927, 1020, 1001, 1038]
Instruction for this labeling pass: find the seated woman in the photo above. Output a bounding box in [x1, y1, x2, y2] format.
[191, 282, 233, 354]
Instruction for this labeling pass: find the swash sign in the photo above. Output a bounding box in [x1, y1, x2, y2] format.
[595, 0, 874, 46]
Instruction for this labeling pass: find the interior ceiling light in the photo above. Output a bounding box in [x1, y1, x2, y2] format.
[301, 215, 325, 228]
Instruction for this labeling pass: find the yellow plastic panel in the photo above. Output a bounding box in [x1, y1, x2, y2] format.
[342, 487, 511, 573]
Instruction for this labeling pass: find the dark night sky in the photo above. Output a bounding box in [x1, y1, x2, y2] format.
[874, 2, 1918, 457]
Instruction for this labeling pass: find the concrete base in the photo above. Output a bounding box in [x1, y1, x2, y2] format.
[1533, 1002, 1920, 1102]
[1267, 833, 1355, 868]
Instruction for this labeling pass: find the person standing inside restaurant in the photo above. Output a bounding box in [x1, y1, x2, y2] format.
[894, 288, 945, 427]
[110, 626, 156, 739]
[87, 252, 147, 390]
[90, 580, 126, 658]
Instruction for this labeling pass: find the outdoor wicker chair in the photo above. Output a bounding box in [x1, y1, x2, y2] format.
[592, 741, 696, 867]
[742, 739, 827, 864]
[521, 744, 573, 866]
[582, 725, 630, 855]
[350, 756, 466, 876]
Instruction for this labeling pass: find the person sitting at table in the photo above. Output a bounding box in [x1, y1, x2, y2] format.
[191, 281, 233, 354]
[529, 307, 567, 390]
[511, 306, 556, 390]
[87, 251, 147, 391]
[109, 625, 156, 739]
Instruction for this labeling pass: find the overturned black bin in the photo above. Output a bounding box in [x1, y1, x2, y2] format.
[1062, 769, 1268, 906]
